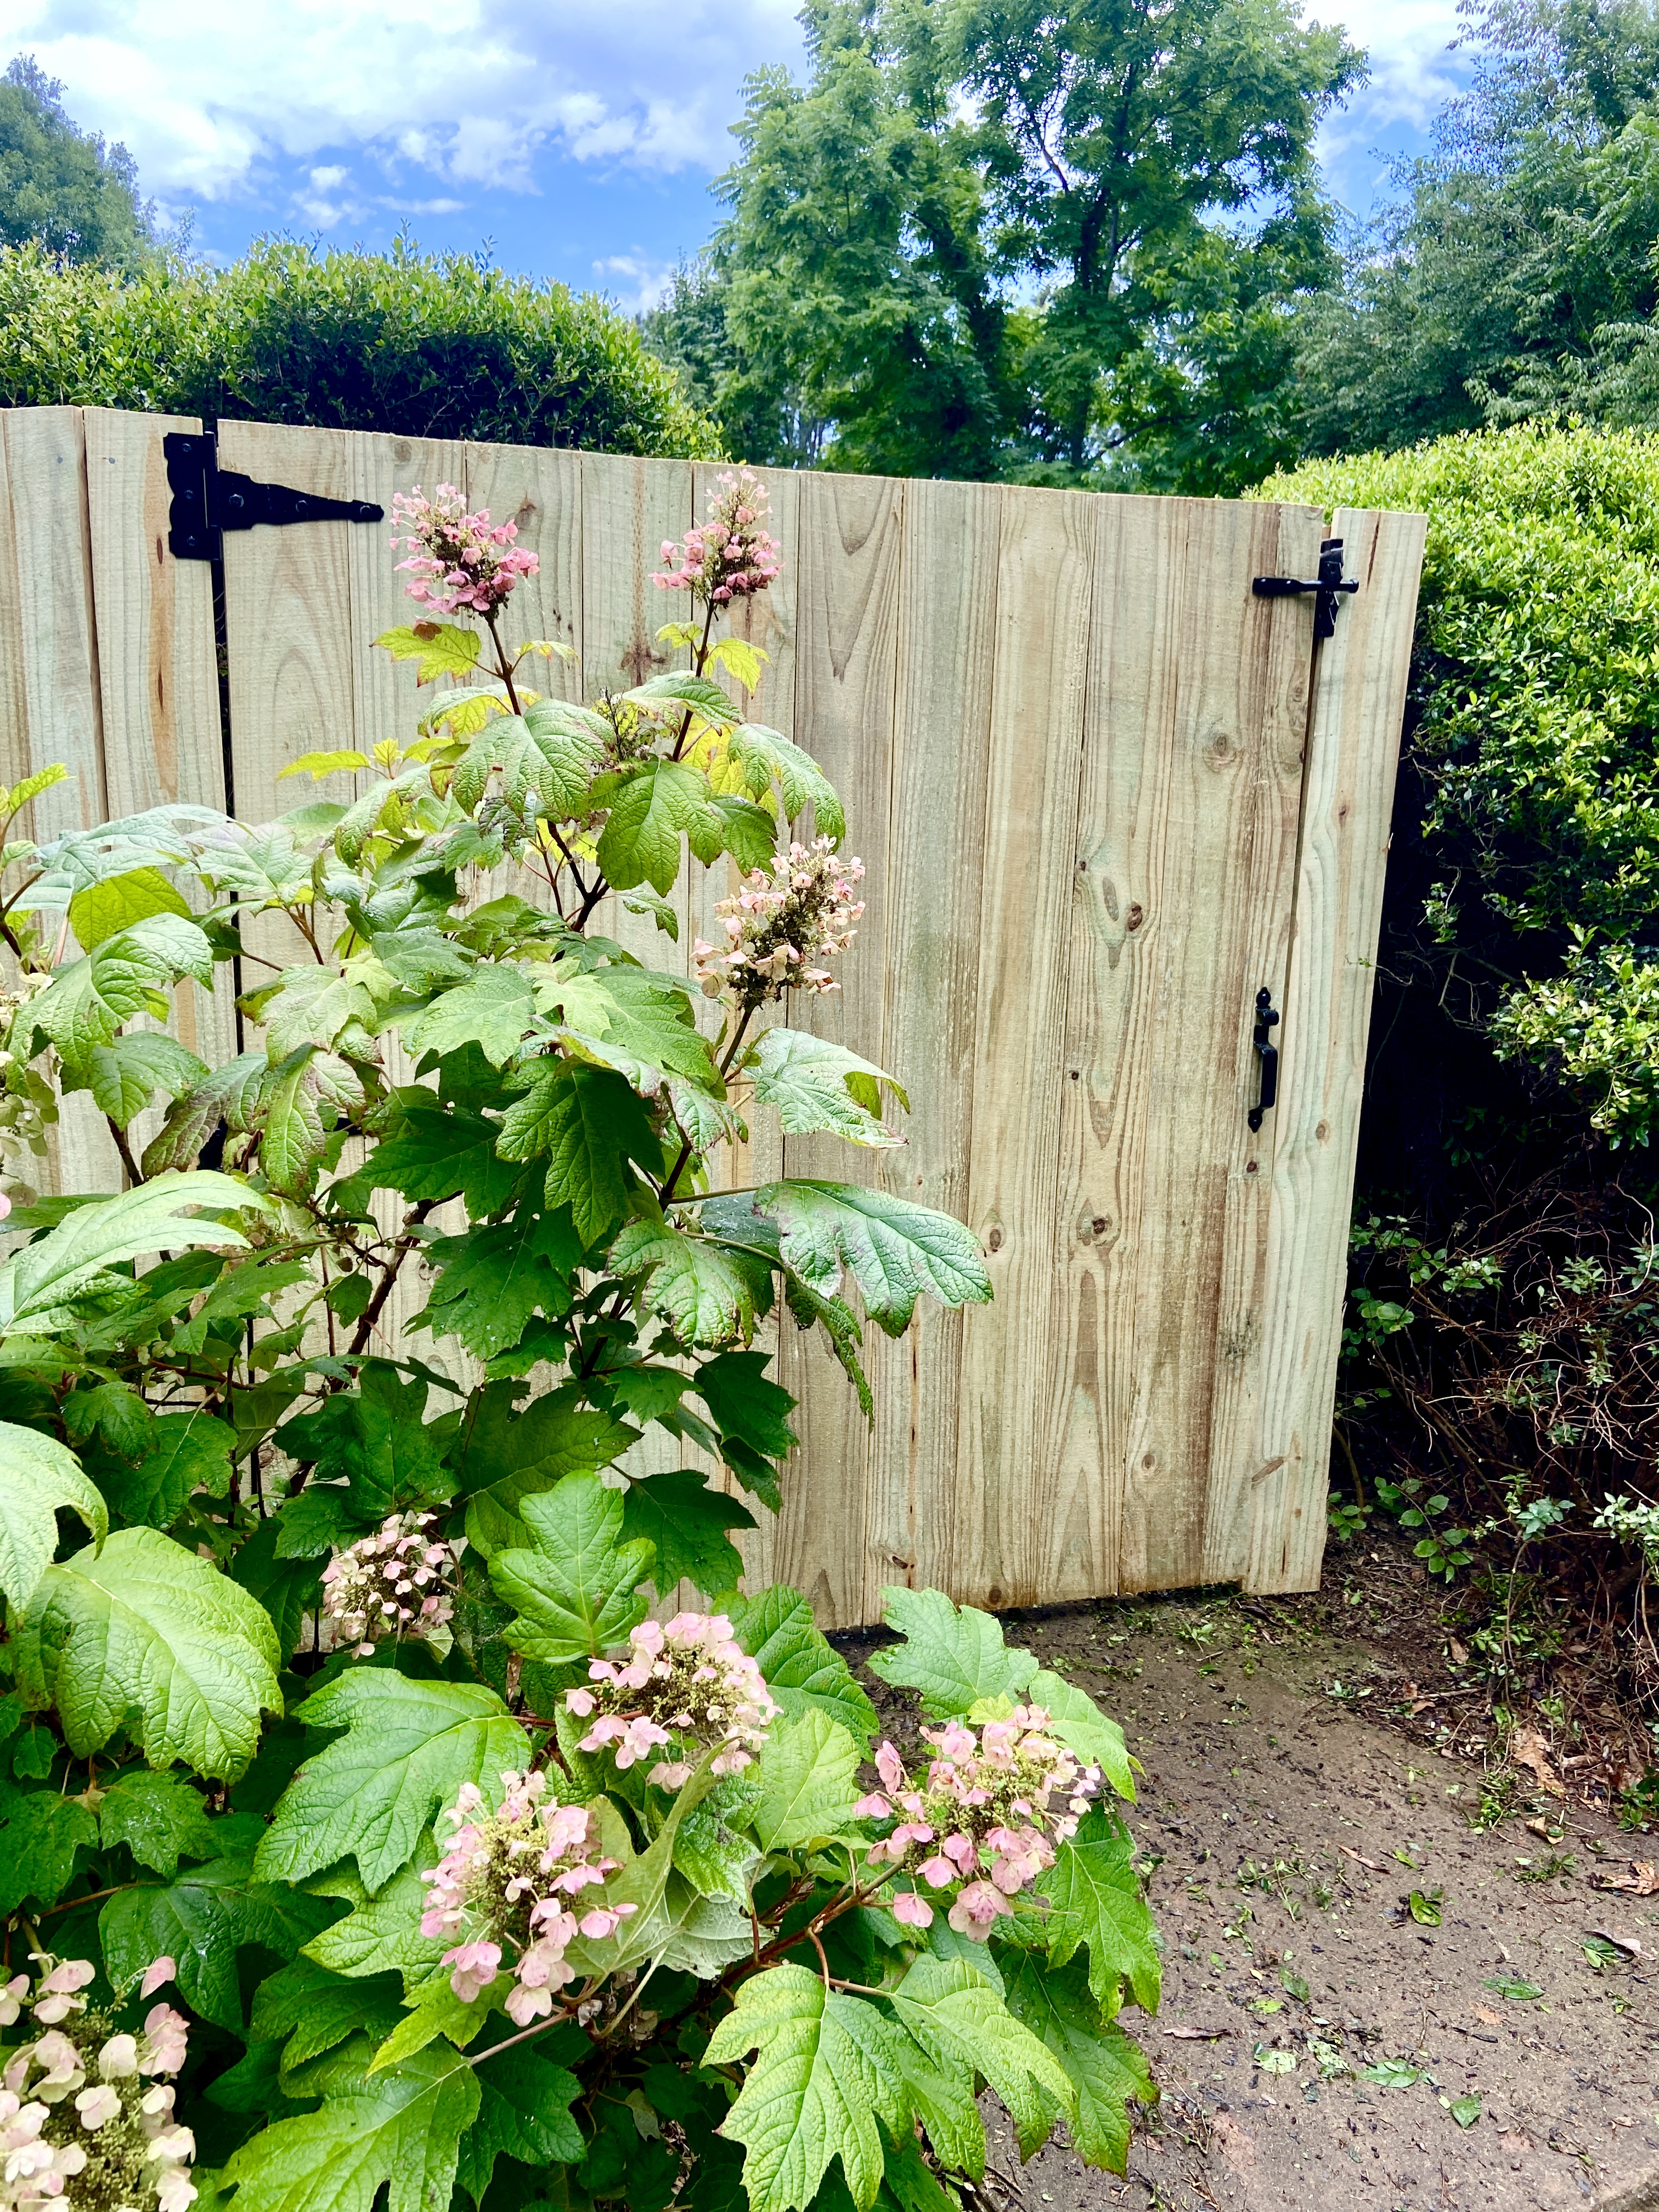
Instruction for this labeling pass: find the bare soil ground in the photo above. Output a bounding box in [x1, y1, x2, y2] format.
[845, 1543, 1659, 2212]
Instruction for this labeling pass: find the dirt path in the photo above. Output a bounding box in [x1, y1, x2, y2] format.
[849, 1576, 1659, 2212]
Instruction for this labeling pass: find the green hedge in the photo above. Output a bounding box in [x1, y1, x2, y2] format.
[0, 236, 716, 458]
[1265, 424, 1659, 1153]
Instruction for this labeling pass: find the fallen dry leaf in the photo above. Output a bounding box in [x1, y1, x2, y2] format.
[1449, 1637, 1469, 1664]
[1510, 1725, 1566, 1797]
[1593, 1861, 1659, 1897]
[1587, 1927, 1643, 1958]
[1472, 2005, 1502, 2027]
[1209, 2113, 1257, 2169]
[1523, 1816, 1564, 1841]
[1161, 2025, 1233, 2040]
[1340, 1846, 1386, 1872]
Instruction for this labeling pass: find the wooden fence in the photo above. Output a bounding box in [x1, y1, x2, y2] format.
[0, 405, 1424, 1627]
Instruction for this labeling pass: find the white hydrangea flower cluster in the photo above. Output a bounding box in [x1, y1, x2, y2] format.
[565, 1612, 781, 1787]
[856, 1707, 1102, 1937]
[692, 838, 866, 1011]
[420, 1770, 634, 2028]
[1, 1955, 194, 2212]
[319, 1512, 459, 1656]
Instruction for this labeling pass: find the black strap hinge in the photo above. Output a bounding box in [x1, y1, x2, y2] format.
[164, 431, 385, 561]
[1252, 535, 1358, 641]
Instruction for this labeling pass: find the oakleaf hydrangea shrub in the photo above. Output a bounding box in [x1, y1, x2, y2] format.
[0, 482, 1157, 2211]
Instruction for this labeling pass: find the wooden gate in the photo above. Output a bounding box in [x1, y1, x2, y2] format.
[0, 405, 1424, 1627]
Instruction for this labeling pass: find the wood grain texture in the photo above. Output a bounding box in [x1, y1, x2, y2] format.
[949, 486, 1095, 1612]
[2, 410, 107, 839]
[83, 408, 240, 1148]
[1058, 498, 1323, 1600]
[1245, 507, 1426, 1594]
[764, 471, 904, 1623]
[1, 408, 121, 1193]
[864, 476, 1001, 1612]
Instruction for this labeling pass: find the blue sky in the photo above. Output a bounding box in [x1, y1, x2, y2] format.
[1, 0, 1469, 311]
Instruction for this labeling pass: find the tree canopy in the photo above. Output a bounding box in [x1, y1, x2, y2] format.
[644, 0, 1361, 491]
[1294, 0, 1659, 455]
[0, 54, 154, 271]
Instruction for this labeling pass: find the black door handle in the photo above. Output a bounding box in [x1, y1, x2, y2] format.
[1248, 987, 1279, 1132]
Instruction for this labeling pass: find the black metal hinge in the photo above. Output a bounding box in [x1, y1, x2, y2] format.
[164, 431, 385, 562]
[1251, 535, 1358, 641]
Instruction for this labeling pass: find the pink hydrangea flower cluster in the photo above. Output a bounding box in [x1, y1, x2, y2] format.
[652, 470, 782, 605]
[1, 1955, 194, 2211]
[319, 1512, 458, 1657]
[692, 837, 866, 1009]
[566, 1612, 781, 1787]
[857, 1707, 1102, 1939]
[390, 485, 539, 618]
[420, 1770, 634, 2028]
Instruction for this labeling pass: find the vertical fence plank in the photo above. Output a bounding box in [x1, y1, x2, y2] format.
[346, 433, 469, 770]
[0, 408, 121, 1194]
[864, 477, 1001, 1614]
[83, 408, 241, 1158]
[1245, 506, 1426, 1594]
[1194, 503, 1329, 1588]
[1051, 498, 1318, 1600]
[219, 422, 358, 833]
[465, 442, 584, 704]
[760, 471, 903, 1623]
[947, 486, 1094, 1611]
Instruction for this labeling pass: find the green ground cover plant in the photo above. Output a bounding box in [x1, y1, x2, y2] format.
[0, 476, 1156, 2209]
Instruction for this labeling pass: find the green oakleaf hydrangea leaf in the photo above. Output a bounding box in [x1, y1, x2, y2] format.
[15, 1526, 281, 1781]
[1039, 1815, 1162, 2016]
[256, 1675, 524, 1892]
[724, 1585, 877, 1747]
[748, 1029, 906, 1148]
[703, 1963, 910, 2212]
[885, 1957, 1075, 2152]
[1001, 1954, 1154, 2170]
[101, 1853, 339, 2030]
[750, 1709, 866, 1850]
[758, 1181, 992, 1336]
[457, 2042, 584, 2205]
[221, 2042, 482, 2212]
[97, 1768, 217, 1877]
[0, 1418, 107, 1614]
[0, 1172, 267, 1331]
[489, 1474, 654, 1665]
[867, 1587, 1037, 1718]
[0, 1782, 98, 1915]
[620, 1468, 755, 1596]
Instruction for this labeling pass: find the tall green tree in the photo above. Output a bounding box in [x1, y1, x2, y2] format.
[1294, 0, 1659, 454]
[646, 0, 1360, 489]
[0, 54, 154, 270]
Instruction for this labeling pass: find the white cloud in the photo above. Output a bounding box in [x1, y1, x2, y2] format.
[1307, 0, 1470, 208]
[593, 252, 674, 311]
[0, 0, 802, 204]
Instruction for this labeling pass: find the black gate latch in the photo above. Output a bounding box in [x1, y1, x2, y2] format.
[1251, 535, 1358, 641]
[1248, 986, 1280, 1132]
[164, 431, 384, 562]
